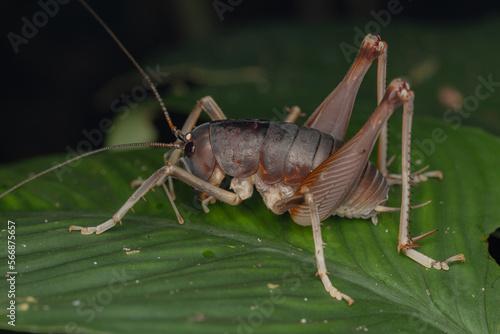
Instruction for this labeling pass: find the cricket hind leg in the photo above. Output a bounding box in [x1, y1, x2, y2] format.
[69, 164, 242, 235]
[305, 34, 387, 140]
[397, 88, 465, 269]
[373, 40, 441, 186]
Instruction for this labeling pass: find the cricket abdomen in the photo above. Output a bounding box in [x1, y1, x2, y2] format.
[333, 162, 389, 219]
[209, 120, 343, 186]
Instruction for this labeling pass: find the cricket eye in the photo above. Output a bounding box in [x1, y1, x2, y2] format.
[184, 142, 195, 158]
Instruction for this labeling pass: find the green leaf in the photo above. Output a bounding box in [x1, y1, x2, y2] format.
[0, 117, 498, 334]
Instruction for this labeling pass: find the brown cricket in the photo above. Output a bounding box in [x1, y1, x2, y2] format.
[1, 0, 465, 305]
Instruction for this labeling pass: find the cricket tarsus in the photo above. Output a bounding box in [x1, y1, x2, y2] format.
[305, 192, 354, 305]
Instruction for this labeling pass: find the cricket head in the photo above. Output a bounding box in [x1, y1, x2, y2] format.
[181, 123, 225, 201]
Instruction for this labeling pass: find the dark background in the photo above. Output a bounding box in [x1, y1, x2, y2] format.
[1, 0, 500, 164]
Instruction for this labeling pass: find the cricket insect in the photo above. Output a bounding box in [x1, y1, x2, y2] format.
[1, 0, 465, 305]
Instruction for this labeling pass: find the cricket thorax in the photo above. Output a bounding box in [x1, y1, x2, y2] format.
[230, 175, 297, 215]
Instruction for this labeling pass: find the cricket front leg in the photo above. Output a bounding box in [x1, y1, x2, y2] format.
[397, 90, 465, 269]
[131, 96, 227, 190]
[70, 166, 174, 235]
[132, 97, 227, 219]
[69, 164, 242, 235]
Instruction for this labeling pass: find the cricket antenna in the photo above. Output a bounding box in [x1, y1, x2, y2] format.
[0, 142, 181, 200]
[78, 0, 184, 141]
